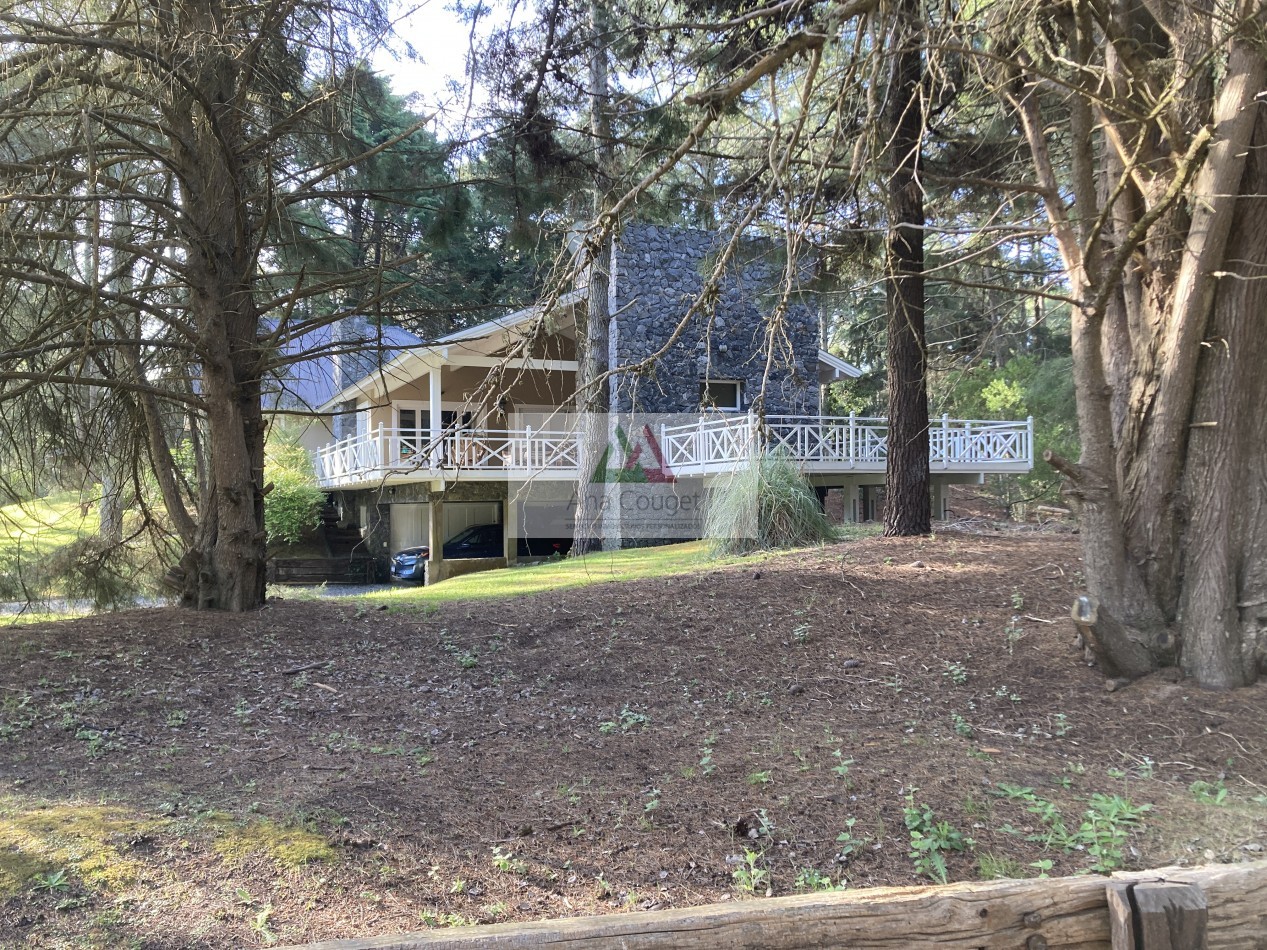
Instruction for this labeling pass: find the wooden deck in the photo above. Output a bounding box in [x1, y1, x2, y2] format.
[314, 414, 1034, 490]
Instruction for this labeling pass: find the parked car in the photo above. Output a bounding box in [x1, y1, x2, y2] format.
[390, 525, 573, 582]
[390, 524, 504, 581]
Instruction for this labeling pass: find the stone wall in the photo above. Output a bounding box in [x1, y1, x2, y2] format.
[609, 224, 820, 416]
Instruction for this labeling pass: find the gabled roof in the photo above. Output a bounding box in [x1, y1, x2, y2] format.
[431, 289, 585, 345]
[266, 320, 424, 412]
[302, 293, 860, 412]
[817, 349, 863, 384]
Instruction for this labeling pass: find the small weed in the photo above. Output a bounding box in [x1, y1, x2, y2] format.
[977, 853, 1023, 880]
[746, 770, 773, 787]
[835, 818, 863, 862]
[904, 790, 972, 884]
[421, 909, 475, 928]
[164, 709, 189, 728]
[643, 788, 661, 813]
[699, 735, 717, 776]
[490, 846, 527, 875]
[831, 750, 854, 781]
[731, 849, 769, 896]
[792, 623, 811, 644]
[31, 869, 70, 892]
[942, 661, 968, 686]
[600, 706, 649, 735]
[951, 714, 974, 739]
[1053, 713, 1072, 737]
[793, 866, 839, 891]
[1079, 794, 1150, 871]
[250, 904, 277, 945]
[1189, 780, 1229, 806]
[1005, 618, 1025, 653]
[1010, 589, 1025, 611]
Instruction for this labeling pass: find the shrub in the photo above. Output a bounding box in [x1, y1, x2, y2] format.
[264, 439, 325, 546]
[42, 537, 152, 610]
[706, 451, 834, 555]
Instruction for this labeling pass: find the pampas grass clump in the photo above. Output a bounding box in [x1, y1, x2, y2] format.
[706, 452, 834, 555]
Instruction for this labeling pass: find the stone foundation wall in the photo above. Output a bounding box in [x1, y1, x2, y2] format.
[610, 224, 820, 416]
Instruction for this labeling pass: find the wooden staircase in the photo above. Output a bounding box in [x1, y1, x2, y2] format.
[267, 504, 382, 585]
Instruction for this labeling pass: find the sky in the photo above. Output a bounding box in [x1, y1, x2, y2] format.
[372, 0, 498, 135]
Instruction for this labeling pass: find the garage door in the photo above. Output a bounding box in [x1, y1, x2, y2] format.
[390, 503, 429, 552]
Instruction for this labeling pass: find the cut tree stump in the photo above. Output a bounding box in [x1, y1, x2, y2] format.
[1070, 595, 1159, 680]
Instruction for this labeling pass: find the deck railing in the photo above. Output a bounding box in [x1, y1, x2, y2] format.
[314, 414, 1033, 488]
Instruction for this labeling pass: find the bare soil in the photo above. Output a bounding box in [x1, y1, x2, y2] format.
[2, 529, 1266, 948]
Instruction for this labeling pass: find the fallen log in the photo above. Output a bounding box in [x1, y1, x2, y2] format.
[279, 860, 1267, 950]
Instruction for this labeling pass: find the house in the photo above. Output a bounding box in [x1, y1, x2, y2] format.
[299, 224, 1033, 582]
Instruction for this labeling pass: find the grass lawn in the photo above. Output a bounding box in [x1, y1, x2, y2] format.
[334, 527, 879, 608]
[348, 540, 720, 607]
[0, 492, 97, 560]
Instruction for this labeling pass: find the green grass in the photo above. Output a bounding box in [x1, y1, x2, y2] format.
[349, 541, 718, 608]
[0, 493, 98, 559]
[1, 609, 88, 628]
[308, 523, 877, 610]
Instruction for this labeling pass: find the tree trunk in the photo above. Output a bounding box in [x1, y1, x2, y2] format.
[882, 0, 930, 537]
[162, 0, 267, 611]
[1172, 106, 1267, 686]
[573, 0, 614, 556]
[1019, 5, 1267, 687]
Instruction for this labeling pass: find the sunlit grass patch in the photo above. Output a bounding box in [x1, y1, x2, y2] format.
[351, 541, 714, 608]
[210, 816, 336, 868]
[0, 492, 98, 558]
[0, 798, 155, 896]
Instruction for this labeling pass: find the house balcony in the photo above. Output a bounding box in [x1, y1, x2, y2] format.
[312, 414, 1034, 490]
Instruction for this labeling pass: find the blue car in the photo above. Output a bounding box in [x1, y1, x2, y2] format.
[390, 524, 506, 581]
[390, 525, 574, 581]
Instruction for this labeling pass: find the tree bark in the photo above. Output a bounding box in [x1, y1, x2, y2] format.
[882, 0, 930, 537]
[1018, 1, 1267, 687]
[573, 0, 614, 556]
[162, 0, 267, 610]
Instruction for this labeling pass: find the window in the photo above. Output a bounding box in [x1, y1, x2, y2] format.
[699, 379, 742, 412]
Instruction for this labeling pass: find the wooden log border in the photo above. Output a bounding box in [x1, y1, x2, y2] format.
[280, 861, 1267, 950]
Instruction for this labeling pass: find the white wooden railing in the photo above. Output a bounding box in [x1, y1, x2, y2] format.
[313, 415, 1033, 487]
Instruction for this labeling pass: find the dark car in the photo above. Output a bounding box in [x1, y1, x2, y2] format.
[390, 525, 573, 581]
[390, 524, 506, 581]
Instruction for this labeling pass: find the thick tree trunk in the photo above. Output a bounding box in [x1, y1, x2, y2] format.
[1018, 2, 1267, 688]
[163, 0, 268, 610]
[882, 0, 929, 537]
[1173, 107, 1267, 686]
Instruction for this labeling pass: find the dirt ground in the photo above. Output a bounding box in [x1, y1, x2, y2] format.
[3, 527, 1267, 948]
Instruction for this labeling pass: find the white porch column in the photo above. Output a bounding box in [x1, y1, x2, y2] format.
[428, 363, 443, 467]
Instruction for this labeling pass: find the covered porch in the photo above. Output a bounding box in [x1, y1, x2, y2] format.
[314, 413, 1034, 488]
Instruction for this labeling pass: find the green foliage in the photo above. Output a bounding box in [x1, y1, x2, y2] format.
[903, 791, 973, 884]
[706, 452, 834, 556]
[263, 436, 325, 547]
[938, 355, 1079, 513]
[731, 849, 769, 895]
[41, 538, 151, 611]
[992, 785, 1151, 872]
[1189, 780, 1229, 806]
